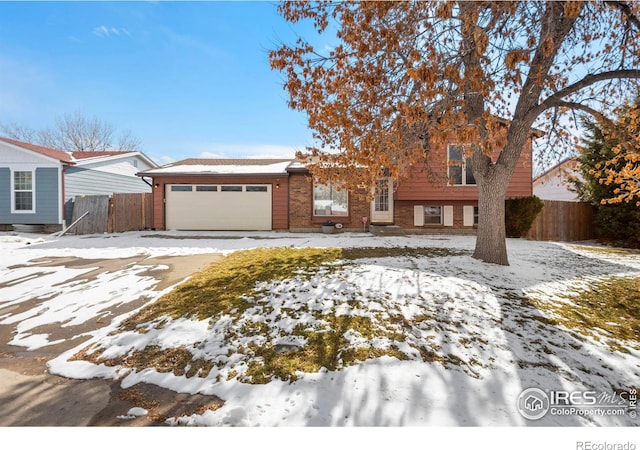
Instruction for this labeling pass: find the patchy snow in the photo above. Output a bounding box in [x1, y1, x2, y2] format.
[1, 231, 639, 432]
[117, 407, 148, 420]
[142, 161, 292, 175]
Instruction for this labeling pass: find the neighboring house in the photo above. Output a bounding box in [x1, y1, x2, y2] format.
[0, 137, 157, 231]
[138, 133, 536, 232]
[533, 158, 581, 202]
[63, 151, 157, 220]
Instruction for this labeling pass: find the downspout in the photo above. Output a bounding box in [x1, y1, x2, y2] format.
[61, 164, 69, 227]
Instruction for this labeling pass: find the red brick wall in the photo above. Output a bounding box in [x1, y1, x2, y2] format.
[150, 174, 289, 230]
[395, 200, 478, 229]
[288, 172, 370, 231]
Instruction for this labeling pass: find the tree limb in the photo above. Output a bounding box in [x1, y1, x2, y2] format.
[530, 69, 640, 120]
[547, 100, 616, 128]
[605, 1, 640, 31]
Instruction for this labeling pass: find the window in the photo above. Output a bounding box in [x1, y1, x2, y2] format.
[13, 171, 34, 212]
[474, 206, 479, 225]
[196, 185, 217, 192]
[246, 186, 268, 192]
[448, 145, 476, 185]
[221, 185, 242, 192]
[374, 179, 389, 212]
[313, 183, 348, 216]
[171, 185, 192, 192]
[424, 206, 442, 225]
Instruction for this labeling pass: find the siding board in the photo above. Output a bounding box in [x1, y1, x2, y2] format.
[0, 167, 60, 225]
[396, 137, 533, 201]
[65, 167, 151, 202]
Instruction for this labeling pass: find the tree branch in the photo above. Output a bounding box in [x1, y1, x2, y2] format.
[530, 69, 640, 120]
[605, 1, 640, 31]
[548, 100, 615, 128]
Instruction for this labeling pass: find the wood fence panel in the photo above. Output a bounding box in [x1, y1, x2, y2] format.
[109, 193, 154, 233]
[143, 193, 153, 229]
[70, 193, 153, 234]
[71, 195, 110, 235]
[527, 200, 595, 241]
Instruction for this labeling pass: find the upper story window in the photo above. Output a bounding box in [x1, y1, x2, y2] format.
[13, 170, 34, 213]
[313, 183, 348, 216]
[448, 144, 476, 186]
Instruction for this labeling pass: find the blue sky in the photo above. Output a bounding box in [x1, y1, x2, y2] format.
[0, 1, 322, 165]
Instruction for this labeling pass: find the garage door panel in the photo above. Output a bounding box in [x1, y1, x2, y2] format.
[166, 184, 272, 230]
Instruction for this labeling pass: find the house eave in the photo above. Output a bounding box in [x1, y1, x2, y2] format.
[136, 171, 288, 178]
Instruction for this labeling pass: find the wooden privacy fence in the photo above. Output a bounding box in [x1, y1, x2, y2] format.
[68, 193, 153, 235]
[109, 193, 154, 233]
[527, 200, 595, 242]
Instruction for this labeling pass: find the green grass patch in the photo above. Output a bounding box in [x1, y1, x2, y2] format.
[529, 276, 640, 352]
[242, 314, 395, 384]
[568, 245, 635, 256]
[86, 246, 482, 384]
[341, 246, 467, 260]
[71, 345, 215, 378]
[121, 246, 461, 328]
[121, 247, 342, 327]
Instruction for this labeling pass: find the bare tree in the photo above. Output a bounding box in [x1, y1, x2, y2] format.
[0, 111, 141, 152]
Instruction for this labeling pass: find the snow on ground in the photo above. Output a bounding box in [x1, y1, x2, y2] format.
[1, 231, 639, 427]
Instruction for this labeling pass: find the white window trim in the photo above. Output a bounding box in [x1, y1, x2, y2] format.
[447, 144, 477, 186]
[11, 169, 36, 214]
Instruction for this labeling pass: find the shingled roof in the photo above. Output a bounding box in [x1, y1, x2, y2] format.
[0, 137, 75, 164]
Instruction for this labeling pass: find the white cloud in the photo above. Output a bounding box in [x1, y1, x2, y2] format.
[92, 26, 131, 38]
[92, 25, 109, 37]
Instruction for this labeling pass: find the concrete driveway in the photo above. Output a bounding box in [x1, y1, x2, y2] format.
[0, 250, 224, 426]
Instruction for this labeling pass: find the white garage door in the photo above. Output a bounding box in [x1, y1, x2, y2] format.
[165, 184, 272, 230]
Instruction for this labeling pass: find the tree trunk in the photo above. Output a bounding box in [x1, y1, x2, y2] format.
[473, 178, 510, 266]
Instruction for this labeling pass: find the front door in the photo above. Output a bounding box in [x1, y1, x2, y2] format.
[371, 178, 393, 223]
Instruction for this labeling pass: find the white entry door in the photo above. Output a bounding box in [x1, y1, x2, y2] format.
[371, 178, 393, 223]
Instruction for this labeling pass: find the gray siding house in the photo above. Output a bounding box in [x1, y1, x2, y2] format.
[64, 151, 156, 220]
[0, 137, 156, 230]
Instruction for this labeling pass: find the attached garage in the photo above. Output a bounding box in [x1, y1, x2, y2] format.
[165, 184, 272, 230]
[137, 158, 292, 231]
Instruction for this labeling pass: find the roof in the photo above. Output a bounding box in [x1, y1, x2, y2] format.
[533, 157, 579, 183]
[0, 137, 157, 168]
[72, 151, 137, 159]
[0, 136, 75, 164]
[72, 150, 158, 168]
[138, 158, 295, 177]
[533, 157, 581, 202]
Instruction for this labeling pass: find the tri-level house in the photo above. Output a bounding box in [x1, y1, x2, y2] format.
[137, 133, 536, 232]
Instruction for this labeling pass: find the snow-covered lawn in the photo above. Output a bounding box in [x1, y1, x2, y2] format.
[1, 231, 639, 431]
